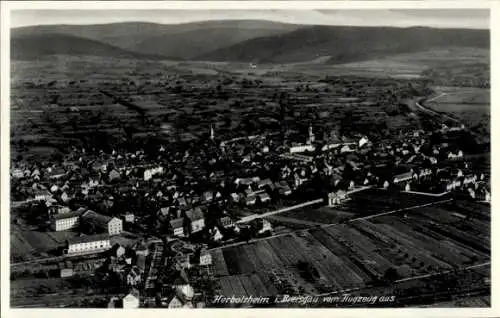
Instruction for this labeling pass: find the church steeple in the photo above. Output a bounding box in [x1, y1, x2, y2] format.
[307, 122, 315, 144]
[210, 124, 215, 140]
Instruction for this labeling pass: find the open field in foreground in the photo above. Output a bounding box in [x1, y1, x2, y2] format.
[211, 201, 489, 298]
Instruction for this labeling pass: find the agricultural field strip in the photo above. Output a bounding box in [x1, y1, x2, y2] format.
[374, 216, 481, 266]
[407, 209, 490, 256]
[356, 218, 477, 271]
[209, 199, 454, 253]
[213, 200, 491, 295]
[314, 261, 490, 297]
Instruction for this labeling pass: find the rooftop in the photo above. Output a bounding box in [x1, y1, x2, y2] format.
[52, 210, 83, 220]
[81, 210, 114, 227]
[67, 233, 110, 245]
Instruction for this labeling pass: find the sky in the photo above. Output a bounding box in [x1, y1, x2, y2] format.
[11, 9, 489, 29]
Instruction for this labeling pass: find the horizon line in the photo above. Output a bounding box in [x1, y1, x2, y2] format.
[11, 19, 490, 30]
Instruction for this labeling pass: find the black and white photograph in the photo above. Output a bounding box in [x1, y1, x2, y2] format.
[1, 1, 495, 312]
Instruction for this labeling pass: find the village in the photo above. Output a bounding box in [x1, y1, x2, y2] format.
[10, 99, 490, 307]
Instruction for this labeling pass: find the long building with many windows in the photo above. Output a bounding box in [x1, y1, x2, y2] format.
[66, 234, 111, 255]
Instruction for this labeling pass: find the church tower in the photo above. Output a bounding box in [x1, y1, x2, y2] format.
[210, 124, 215, 140]
[307, 122, 315, 145]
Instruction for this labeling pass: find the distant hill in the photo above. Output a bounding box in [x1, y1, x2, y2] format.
[196, 25, 490, 63]
[11, 20, 299, 59]
[11, 22, 489, 63]
[128, 27, 297, 59]
[11, 33, 163, 60]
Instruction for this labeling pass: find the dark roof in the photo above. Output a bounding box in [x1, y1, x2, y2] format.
[394, 171, 413, 180]
[53, 210, 83, 220]
[67, 234, 110, 245]
[81, 210, 114, 228]
[48, 168, 66, 176]
[170, 218, 184, 229]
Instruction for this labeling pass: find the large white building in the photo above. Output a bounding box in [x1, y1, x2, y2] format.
[66, 234, 111, 255]
[144, 166, 164, 181]
[51, 211, 82, 231]
[122, 290, 140, 309]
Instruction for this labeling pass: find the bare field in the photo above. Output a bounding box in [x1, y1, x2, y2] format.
[11, 224, 80, 262]
[425, 86, 490, 129]
[212, 201, 489, 298]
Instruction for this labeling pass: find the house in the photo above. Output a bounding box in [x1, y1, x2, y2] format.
[290, 144, 315, 154]
[199, 249, 212, 266]
[60, 191, 71, 203]
[11, 168, 24, 179]
[257, 179, 272, 189]
[219, 216, 234, 228]
[468, 188, 476, 199]
[48, 167, 66, 180]
[348, 180, 355, 190]
[327, 190, 348, 207]
[136, 254, 146, 272]
[126, 266, 142, 287]
[477, 188, 491, 202]
[81, 210, 123, 235]
[244, 195, 257, 206]
[340, 144, 355, 153]
[230, 193, 240, 202]
[159, 207, 171, 217]
[31, 168, 41, 178]
[34, 189, 52, 201]
[108, 297, 120, 308]
[109, 169, 121, 181]
[202, 191, 213, 203]
[170, 218, 185, 237]
[176, 284, 195, 303]
[405, 183, 411, 192]
[393, 172, 413, 184]
[122, 289, 140, 309]
[60, 267, 74, 278]
[185, 207, 205, 233]
[383, 180, 390, 189]
[51, 210, 82, 231]
[258, 192, 271, 204]
[59, 261, 74, 277]
[91, 161, 107, 173]
[278, 183, 292, 196]
[111, 244, 126, 258]
[123, 212, 135, 223]
[54, 205, 71, 214]
[210, 227, 223, 241]
[177, 197, 187, 207]
[135, 242, 149, 257]
[162, 294, 184, 308]
[463, 174, 477, 186]
[258, 219, 272, 234]
[66, 234, 111, 255]
[144, 166, 163, 181]
[419, 168, 433, 180]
